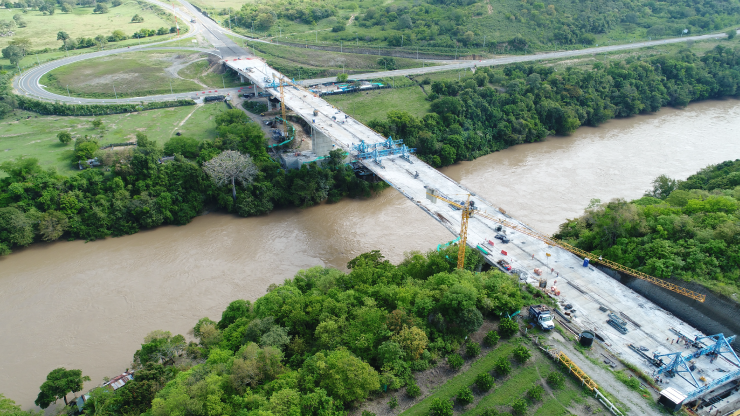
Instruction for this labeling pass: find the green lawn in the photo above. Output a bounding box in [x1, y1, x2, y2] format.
[324, 86, 429, 124]
[0, 102, 227, 174]
[179, 59, 244, 88]
[0, 2, 176, 51]
[41, 50, 210, 98]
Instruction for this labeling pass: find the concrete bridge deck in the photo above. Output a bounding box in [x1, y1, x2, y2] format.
[227, 57, 739, 409]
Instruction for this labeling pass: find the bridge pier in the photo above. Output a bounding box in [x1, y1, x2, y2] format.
[311, 124, 333, 156]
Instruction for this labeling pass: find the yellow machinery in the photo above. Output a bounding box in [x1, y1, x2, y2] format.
[425, 189, 706, 303]
[279, 76, 287, 137]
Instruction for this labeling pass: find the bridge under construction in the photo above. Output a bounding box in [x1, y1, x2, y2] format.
[226, 56, 740, 411]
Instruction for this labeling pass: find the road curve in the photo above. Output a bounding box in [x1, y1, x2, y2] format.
[12, 0, 739, 104]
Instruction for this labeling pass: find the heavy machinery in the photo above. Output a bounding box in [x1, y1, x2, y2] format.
[425, 189, 706, 303]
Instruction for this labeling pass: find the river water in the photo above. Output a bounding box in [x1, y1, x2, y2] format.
[1, 98, 739, 409]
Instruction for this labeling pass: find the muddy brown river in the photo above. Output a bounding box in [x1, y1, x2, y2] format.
[1, 99, 739, 409]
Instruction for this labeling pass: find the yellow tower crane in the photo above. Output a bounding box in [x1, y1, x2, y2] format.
[279, 76, 287, 137]
[425, 189, 706, 302]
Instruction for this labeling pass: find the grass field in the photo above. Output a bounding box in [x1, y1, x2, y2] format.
[0, 102, 228, 174]
[0, 2, 176, 51]
[248, 41, 433, 80]
[40, 50, 226, 98]
[178, 59, 243, 88]
[400, 339, 593, 416]
[325, 86, 429, 123]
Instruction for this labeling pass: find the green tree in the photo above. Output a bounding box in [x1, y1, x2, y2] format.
[164, 136, 199, 158]
[447, 353, 464, 370]
[546, 371, 564, 389]
[0, 393, 40, 415]
[526, 384, 544, 402]
[512, 345, 531, 363]
[494, 356, 511, 376]
[301, 349, 380, 406]
[475, 372, 495, 391]
[60, 3, 71, 12]
[94, 3, 108, 13]
[336, 73, 349, 82]
[511, 398, 527, 415]
[465, 341, 481, 357]
[727, 30, 736, 40]
[484, 330, 500, 346]
[406, 381, 421, 398]
[131, 14, 144, 22]
[56, 31, 70, 42]
[429, 398, 453, 416]
[57, 131, 72, 144]
[498, 317, 518, 338]
[34, 368, 90, 408]
[1, 45, 23, 67]
[455, 387, 474, 406]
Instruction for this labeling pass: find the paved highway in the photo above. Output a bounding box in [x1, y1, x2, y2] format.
[12, 0, 739, 104]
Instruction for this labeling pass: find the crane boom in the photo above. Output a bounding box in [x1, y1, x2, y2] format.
[425, 189, 706, 302]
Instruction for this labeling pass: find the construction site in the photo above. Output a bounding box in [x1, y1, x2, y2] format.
[223, 56, 740, 415]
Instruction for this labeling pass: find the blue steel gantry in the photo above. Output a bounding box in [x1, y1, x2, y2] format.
[352, 137, 416, 168]
[653, 333, 740, 404]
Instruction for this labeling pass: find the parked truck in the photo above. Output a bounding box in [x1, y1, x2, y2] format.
[529, 304, 555, 331]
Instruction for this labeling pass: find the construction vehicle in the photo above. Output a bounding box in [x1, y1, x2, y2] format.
[529, 304, 555, 330]
[497, 259, 512, 271]
[424, 189, 706, 303]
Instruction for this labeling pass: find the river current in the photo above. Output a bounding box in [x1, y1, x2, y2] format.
[1, 99, 738, 408]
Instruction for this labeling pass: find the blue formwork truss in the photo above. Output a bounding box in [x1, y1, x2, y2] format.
[353, 137, 416, 168]
[653, 333, 740, 402]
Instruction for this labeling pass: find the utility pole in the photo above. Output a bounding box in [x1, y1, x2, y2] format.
[417, 46, 418, 59]
[113, 84, 118, 99]
[341, 41, 342, 53]
[251, 21, 254, 32]
[66, 85, 71, 97]
[222, 75, 225, 88]
[483, 35, 486, 48]
[455, 42, 458, 60]
[401, 34, 403, 47]
[36, 55, 40, 66]
[169, 78, 173, 94]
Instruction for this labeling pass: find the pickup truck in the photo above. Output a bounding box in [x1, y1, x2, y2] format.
[529, 304, 555, 331]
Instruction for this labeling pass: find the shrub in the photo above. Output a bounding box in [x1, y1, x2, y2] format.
[407, 381, 421, 398]
[511, 398, 527, 415]
[91, 118, 103, 128]
[474, 372, 495, 392]
[493, 357, 511, 376]
[498, 317, 518, 338]
[57, 131, 72, 144]
[546, 371, 564, 389]
[164, 136, 199, 158]
[478, 408, 500, 416]
[389, 397, 398, 409]
[512, 346, 531, 364]
[484, 330, 500, 346]
[362, 411, 376, 416]
[728, 29, 737, 40]
[526, 384, 544, 402]
[429, 398, 453, 416]
[465, 342, 481, 357]
[336, 73, 348, 82]
[447, 353, 464, 370]
[456, 387, 474, 406]
[131, 13, 144, 22]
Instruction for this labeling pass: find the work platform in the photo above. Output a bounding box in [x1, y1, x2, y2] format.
[226, 57, 740, 407]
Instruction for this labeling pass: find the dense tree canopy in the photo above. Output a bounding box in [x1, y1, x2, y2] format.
[65, 249, 532, 415]
[371, 45, 740, 168]
[555, 160, 740, 293]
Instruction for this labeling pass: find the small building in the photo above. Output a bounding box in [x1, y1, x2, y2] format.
[78, 158, 101, 170]
[659, 387, 687, 411]
[103, 371, 135, 391]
